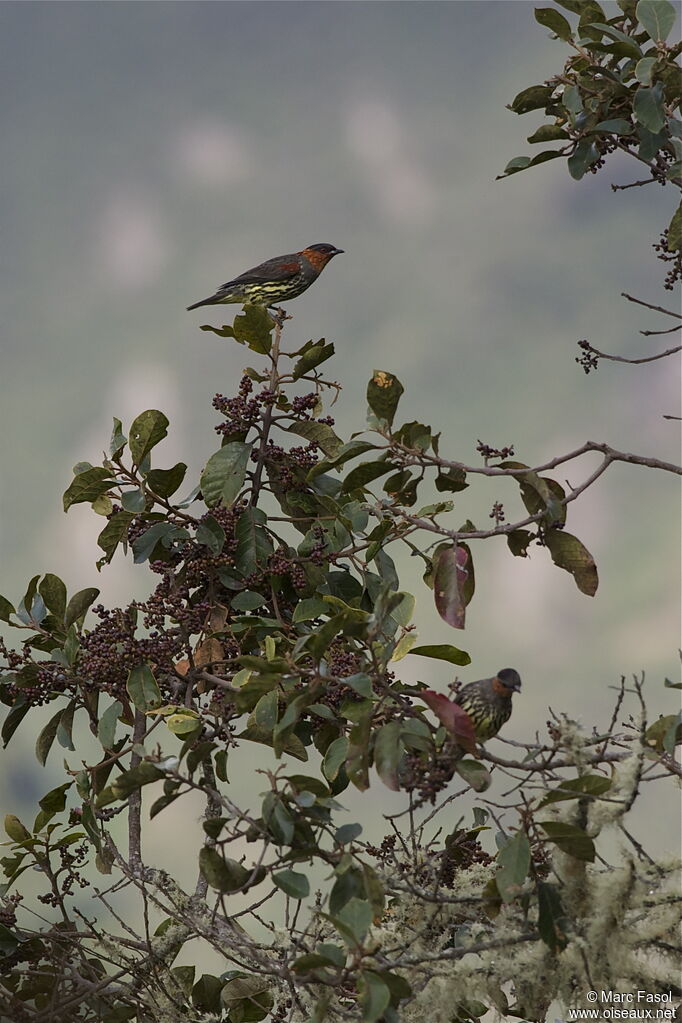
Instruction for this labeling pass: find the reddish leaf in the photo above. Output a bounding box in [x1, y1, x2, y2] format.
[433, 545, 469, 629]
[420, 690, 477, 755]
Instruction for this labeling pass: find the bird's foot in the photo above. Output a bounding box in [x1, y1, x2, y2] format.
[269, 306, 292, 327]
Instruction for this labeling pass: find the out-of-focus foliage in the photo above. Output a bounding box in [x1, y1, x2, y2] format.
[501, 0, 681, 275]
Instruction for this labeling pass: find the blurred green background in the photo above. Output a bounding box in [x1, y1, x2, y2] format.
[1, 0, 679, 882]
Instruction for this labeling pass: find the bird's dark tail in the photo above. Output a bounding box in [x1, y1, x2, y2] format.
[186, 297, 213, 311]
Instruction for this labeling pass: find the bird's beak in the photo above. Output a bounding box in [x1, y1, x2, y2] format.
[510, 679, 521, 693]
[331, 248, 344, 255]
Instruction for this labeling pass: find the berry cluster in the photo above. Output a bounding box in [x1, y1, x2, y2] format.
[366, 834, 397, 865]
[268, 547, 307, 591]
[327, 642, 365, 679]
[0, 892, 21, 929]
[653, 230, 682, 291]
[576, 338, 600, 374]
[213, 376, 262, 437]
[477, 439, 514, 462]
[490, 501, 505, 524]
[291, 393, 319, 417]
[37, 841, 90, 906]
[401, 747, 455, 805]
[439, 833, 493, 887]
[79, 605, 181, 700]
[531, 841, 551, 879]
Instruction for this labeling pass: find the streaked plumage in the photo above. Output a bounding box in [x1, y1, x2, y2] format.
[453, 667, 522, 742]
[186, 242, 343, 311]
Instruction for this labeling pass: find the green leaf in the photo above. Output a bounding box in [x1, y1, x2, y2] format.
[286, 421, 343, 458]
[366, 370, 404, 428]
[235, 507, 273, 576]
[4, 814, 31, 844]
[2, 696, 29, 747]
[342, 460, 395, 493]
[544, 530, 598, 596]
[586, 22, 643, 56]
[663, 712, 682, 755]
[635, 56, 657, 85]
[335, 897, 373, 946]
[509, 84, 554, 114]
[208, 304, 274, 354]
[273, 869, 310, 899]
[667, 200, 682, 252]
[433, 544, 469, 629]
[591, 118, 633, 135]
[454, 759, 491, 792]
[201, 442, 252, 509]
[221, 974, 273, 1022]
[507, 529, 533, 558]
[145, 462, 187, 498]
[132, 522, 187, 564]
[56, 700, 76, 750]
[360, 971, 391, 1023]
[636, 0, 676, 41]
[128, 410, 169, 467]
[502, 156, 532, 175]
[373, 721, 402, 792]
[633, 83, 666, 133]
[38, 574, 67, 619]
[38, 782, 70, 816]
[97, 700, 123, 751]
[34, 708, 62, 765]
[534, 7, 574, 40]
[109, 417, 127, 458]
[110, 761, 164, 800]
[126, 664, 162, 712]
[120, 488, 146, 514]
[196, 515, 226, 556]
[539, 820, 595, 861]
[231, 590, 267, 612]
[537, 881, 570, 951]
[97, 511, 133, 565]
[192, 974, 223, 1015]
[434, 466, 468, 492]
[63, 467, 116, 511]
[540, 773, 611, 805]
[496, 830, 531, 902]
[645, 713, 680, 752]
[292, 597, 328, 622]
[263, 793, 295, 846]
[64, 587, 100, 628]
[335, 823, 363, 845]
[323, 736, 349, 782]
[527, 124, 570, 144]
[568, 138, 599, 180]
[253, 689, 278, 732]
[166, 708, 202, 737]
[408, 643, 471, 666]
[292, 339, 335, 380]
[0, 593, 16, 622]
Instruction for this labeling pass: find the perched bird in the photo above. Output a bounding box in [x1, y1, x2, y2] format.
[454, 667, 522, 743]
[186, 242, 343, 311]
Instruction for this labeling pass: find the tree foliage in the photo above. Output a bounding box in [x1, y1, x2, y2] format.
[0, 5, 680, 1022]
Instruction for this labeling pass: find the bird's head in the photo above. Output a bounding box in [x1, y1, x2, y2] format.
[301, 242, 344, 270]
[493, 668, 522, 696]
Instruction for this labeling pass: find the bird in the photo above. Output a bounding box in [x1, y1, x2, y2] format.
[186, 243, 343, 311]
[453, 667, 522, 743]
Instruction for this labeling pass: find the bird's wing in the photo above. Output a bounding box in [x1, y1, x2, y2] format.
[221, 254, 301, 288]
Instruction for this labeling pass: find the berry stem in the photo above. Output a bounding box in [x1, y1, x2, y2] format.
[249, 316, 283, 507]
